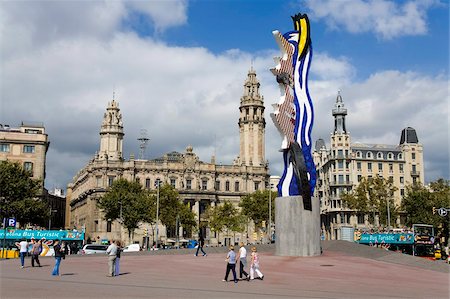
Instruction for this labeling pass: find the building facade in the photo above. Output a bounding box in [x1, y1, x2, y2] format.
[314, 92, 424, 240]
[0, 122, 49, 181]
[67, 69, 270, 246]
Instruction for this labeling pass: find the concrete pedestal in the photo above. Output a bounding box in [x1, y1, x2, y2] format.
[275, 196, 320, 256]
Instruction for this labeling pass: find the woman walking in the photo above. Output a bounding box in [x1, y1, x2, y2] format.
[15, 238, 29, 268]
[222, 245, 238, 283]
[31, 239, 42, 267]
[249, 246, 264, 281]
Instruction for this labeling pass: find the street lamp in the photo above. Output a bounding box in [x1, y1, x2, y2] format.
[268, 182, 273, 244]
[48, 208, 57, 230]
[386, 198, 391, 230]
[155, 180, 161, 249]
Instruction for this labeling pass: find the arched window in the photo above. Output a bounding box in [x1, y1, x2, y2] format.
[356, 151, 362, 158]
[377, 152, 383, 159]
[387, 152, 393, 160]
[225, 181, 230, 191]
[366, 152, 373, 159]
[398, 153, 403, 160]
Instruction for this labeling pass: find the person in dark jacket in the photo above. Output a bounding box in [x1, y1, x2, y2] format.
[195, 230, 207, 256]
[52, 240, 64, 276]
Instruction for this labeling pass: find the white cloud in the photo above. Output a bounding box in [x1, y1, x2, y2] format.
[126, 0, 188, 34]
[304, 0, 437, 39]
[1, 1, 447, 191]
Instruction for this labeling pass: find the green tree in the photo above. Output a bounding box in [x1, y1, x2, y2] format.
[0, 160, 47, 227]
[206, 201, 242, 242]
[402, 179, 450, 233]
[151, 184, 196, 236]
[341, 176, 398, 227]
[98, 178, 154, 239]
[239, 189, 276, 228]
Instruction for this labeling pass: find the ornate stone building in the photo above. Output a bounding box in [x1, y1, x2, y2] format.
[313, 92, 425, 240]
[66, 69, 270, 246]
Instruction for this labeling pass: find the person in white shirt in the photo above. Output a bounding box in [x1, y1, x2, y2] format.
[15, 238, 29, 268]
[237, 242, 249, 281]
[106, 240, 118, 277]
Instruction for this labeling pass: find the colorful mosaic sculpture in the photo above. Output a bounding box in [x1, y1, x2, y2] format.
[270, 14, 316, 209]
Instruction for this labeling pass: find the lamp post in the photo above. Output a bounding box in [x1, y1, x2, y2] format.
[118, 201, 123, 241]
[269, 184, 272, 244]
[48, 207, 57, 230]
[386, 198, 391, 230]
[155, 180, 161, 249]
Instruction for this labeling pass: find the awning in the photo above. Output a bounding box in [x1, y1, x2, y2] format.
[166, 239, 176, 243]
[179, 239, 189, 243]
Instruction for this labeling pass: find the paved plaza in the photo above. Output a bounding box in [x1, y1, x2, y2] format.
[1, 242, 448, 299]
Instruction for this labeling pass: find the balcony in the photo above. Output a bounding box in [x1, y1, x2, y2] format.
[329, 180, 353, 186]
[411, 170, 420, 177]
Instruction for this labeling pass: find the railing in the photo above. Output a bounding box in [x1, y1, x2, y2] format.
[329, 180, 353, 186]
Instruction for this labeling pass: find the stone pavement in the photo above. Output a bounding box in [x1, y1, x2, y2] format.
[1, 242, 448, 299]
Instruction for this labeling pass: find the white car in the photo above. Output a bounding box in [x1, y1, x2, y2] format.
[80, 244, 108, 254]
[122, 244, 140, 252]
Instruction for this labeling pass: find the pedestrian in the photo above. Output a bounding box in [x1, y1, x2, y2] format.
[195, 230, 207, 257]
[249, 246, 264, 280]
[31, 239, 42, 267]
[52, 239, 64, 276]
[222, 245, 238, 283]
[237, 242, 249, 281]
[15, 238, 29, 268]
[106, 240, 118, 277]
[115, 240, 122, 276]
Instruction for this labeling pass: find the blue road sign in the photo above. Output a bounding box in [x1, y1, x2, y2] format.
[8, 218, 16, 227]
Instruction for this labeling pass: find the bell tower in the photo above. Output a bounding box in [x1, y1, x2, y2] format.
[238, 67, 266, 166]
[99, 99, 124, 161]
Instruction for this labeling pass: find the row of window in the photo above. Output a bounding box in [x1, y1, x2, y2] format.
[332, 161, 407, 173]
[354, 150, 402, 160]
[0, 144, 35, 153]
[101, 176, 261, 192]
[356, 162, 403, 173]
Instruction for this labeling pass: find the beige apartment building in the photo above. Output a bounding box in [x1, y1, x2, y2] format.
[0, 122, 65, 228]
[0, 122, 49, 181]
[67, 68, 270, 246]
[313, 92, 424, 240]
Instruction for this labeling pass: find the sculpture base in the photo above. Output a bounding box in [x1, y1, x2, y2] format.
[275, 196, 320, 256]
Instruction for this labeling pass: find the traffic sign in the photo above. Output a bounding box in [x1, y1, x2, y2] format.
[8, 218, 16, 227]
[437, 208, 448, 217]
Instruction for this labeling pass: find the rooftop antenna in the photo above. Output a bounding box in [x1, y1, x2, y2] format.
[214, 134, 217, 157]
[138, 129, 149, 160]
[113, 84, 116, 100]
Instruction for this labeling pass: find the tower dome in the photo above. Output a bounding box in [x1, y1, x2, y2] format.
[399, 127, 418, 144]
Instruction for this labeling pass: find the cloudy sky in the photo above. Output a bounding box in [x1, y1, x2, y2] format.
[1, 0, 448, 191]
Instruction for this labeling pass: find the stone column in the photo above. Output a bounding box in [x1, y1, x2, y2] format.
[275, 196, 320, 256]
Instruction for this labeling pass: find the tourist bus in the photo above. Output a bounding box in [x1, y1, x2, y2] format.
[0, 229, 85, 257]
[412, 224, 435, 260]
[354, 224, 436, 259]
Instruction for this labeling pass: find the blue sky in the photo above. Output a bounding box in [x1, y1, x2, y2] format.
[128, 0, 449, 79]
[1, 0, 448, 190]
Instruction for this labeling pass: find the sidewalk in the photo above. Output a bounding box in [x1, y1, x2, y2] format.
[1, 243, 448, 299]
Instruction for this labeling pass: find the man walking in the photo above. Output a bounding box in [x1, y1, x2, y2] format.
[237, 242, 249, 280]
[195, 230, 207, 257]
[106, 240, 118, 277]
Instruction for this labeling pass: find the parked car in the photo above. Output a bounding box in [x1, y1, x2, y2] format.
[122, 244, 140, 252]
[80, 244, 108, 254]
